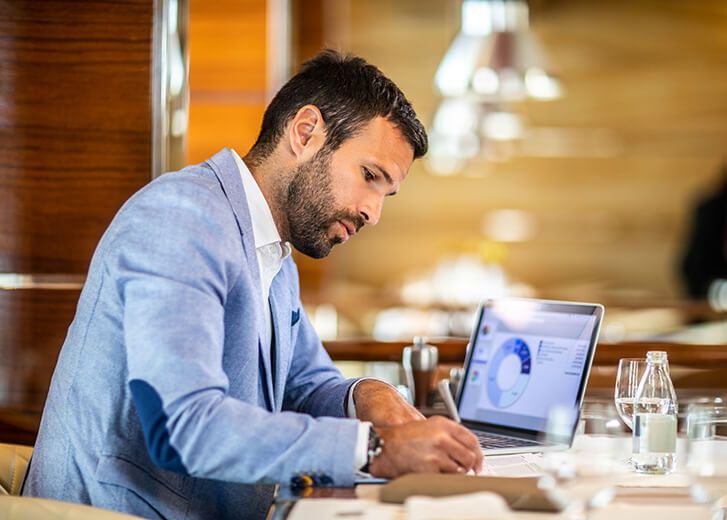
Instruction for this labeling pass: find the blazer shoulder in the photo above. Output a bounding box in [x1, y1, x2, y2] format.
[148, 163, 223, 198]
[103, 163, 241, 259]
[121, 165, 231, 221]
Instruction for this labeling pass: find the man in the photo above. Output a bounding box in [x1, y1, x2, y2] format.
[680, 167, 727, 302]
[24, 50, 482, 519]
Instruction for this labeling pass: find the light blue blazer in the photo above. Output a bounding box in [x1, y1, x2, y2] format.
[24, 149, 361, 519]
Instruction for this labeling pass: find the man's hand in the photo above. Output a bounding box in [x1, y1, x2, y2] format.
[353, 379, 424, 426]
[368, 416, 484, 477]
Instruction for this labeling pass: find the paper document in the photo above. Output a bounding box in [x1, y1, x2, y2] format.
[406, 492, 512, 520]
[286, 498, 400, 520]
[479, 453, 544, 477]
[288, 493, 513, 520]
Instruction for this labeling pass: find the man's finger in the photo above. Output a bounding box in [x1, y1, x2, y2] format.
[448, 424, 484, 471]
[434, 454, 462, 474]
[438, 435, 478, 471]
[448, 422, 480, 447]
[410, 407, 426, 421]
[450, 424, 482, 452]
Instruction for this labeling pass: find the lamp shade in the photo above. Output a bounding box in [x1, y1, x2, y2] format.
[434, 0, 562, 102]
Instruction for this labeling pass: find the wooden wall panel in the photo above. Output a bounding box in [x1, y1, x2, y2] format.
[188, 0, 267, 93]
[291, 0, 324, 65]
[187, 103, 265, 163]
[187, 0, 267, 164]
[0, 0, 154, 443]
[0, 290, 80, 411]
[0, 0, 153, 273]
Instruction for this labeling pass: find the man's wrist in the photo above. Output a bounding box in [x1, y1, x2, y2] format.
[354, 422, 371, 470]
[361, 427, 384, 473]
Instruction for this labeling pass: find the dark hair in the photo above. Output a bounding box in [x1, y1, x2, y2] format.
[247, 49, 427, 163]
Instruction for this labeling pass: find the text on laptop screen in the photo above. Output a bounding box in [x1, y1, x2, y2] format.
[458, 301, 598, 433]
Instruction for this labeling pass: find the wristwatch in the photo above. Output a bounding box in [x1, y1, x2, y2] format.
[362, 427, 384, 473]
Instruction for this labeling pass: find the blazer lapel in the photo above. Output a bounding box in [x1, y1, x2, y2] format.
[205, 148, 275, 410]
[269, 276, 293, 411]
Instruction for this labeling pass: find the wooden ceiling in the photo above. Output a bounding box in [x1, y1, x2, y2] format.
[314, 0, 727, 303]
[186, 0, 727, 305]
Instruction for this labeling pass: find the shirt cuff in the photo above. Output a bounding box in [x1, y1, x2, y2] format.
[345, 377, 374, 418]
[354, 421, 372, 471]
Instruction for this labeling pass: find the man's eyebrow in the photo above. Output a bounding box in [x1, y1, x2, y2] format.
[371, 163, 398, 196]
[372, 163, 394, 186]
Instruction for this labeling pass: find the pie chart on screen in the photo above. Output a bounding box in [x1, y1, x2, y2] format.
[486, 337, 531, 408]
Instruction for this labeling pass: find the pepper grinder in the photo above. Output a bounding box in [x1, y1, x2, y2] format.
[402, 336, 439, 408]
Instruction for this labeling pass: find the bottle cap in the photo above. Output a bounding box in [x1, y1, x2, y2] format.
[646, 351, 668, 363]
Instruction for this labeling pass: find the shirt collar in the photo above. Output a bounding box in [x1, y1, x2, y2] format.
[231, 150, 290, 260]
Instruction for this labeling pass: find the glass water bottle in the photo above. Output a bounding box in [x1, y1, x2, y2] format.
[631, 351, 678, 474]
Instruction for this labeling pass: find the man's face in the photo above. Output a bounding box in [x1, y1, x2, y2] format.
[285, 116, 414, 258]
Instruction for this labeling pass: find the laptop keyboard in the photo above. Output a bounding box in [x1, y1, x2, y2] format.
[474, 431, 542, 449]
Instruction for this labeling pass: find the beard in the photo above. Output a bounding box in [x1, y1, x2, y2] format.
[284, 150, 364, 259]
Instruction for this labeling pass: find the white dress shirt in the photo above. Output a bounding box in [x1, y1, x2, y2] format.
[231, 150, 370, 470]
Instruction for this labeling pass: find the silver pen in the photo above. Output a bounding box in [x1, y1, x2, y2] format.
[437, 378, 461, 423]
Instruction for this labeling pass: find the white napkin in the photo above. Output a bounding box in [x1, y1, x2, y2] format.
[405, 491, 512, 520]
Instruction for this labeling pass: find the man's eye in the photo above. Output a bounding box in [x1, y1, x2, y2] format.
[363, 167, 375, 182]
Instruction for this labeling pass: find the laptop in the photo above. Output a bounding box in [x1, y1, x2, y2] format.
[456, 298, 604, 454]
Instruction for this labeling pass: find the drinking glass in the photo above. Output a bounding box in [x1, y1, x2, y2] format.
[614, 358, 646, 430]
[686, 403, 727, 518]
[540, 403, 630, 515]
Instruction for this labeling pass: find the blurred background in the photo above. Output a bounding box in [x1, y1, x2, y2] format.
[187, 0, 727, 342]
[1, 0, 726, 441]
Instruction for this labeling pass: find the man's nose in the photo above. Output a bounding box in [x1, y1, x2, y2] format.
[359, 195, 383, 226]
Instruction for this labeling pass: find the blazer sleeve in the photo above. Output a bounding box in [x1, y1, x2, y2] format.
[108, 176, 359, 486]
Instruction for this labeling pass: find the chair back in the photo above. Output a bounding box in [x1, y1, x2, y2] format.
[0, 496, 146, 519]
[0, 443, 33, 495]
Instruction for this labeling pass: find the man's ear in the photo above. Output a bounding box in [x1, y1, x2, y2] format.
[288, 105, 326, 159]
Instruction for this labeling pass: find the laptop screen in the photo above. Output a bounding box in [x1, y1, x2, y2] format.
[458, 299, 603, 434]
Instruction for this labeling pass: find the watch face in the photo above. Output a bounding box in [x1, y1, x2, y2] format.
[366, 428, 384, 469]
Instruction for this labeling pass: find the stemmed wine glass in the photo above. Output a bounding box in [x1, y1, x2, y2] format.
[614, 358, 646, 430]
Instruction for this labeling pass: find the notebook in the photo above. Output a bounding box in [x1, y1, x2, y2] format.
[456, 298, 604, 454]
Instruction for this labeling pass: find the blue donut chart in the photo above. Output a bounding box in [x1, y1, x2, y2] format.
[486, 337, 531, 408]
